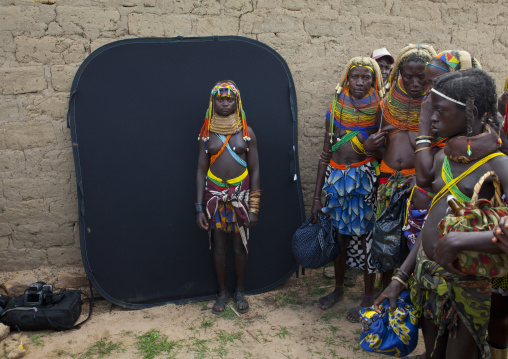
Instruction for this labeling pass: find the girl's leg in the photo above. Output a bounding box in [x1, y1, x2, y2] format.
[212, 230, 228, 312]
[232, 232, 249, 311]
[318, 232, 351, 310]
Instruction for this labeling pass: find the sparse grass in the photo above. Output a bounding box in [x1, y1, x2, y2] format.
[216, 330, 243, 345]
[328, 325, 339, 334]
[54, 349, 76, 357]
[215, 304, 239, 321]
[135, 329, 181, 359]
[79, 338, 124, 359]
[212, 344, 228, 358]
[319, 310, 343, 322]
[274, 290, 301, 307]
[323, 337, 338, 347]
[200, 316, 214, 331]
[274, 326, 291, 339]
[186, 335, 210, 358]
[247, 329, 272, 344]
[28, 333, 45, 347]
[313, 285, 332, 296]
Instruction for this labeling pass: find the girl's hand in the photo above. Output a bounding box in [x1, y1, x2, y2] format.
[196, 213, 209, 230]
[363, 131, 387, 153]
[493, 217, 508, 255]
[374, 280, 405, 313]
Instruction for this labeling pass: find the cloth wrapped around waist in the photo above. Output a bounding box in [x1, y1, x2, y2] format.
[204, 169, 250, 249]
[322, 160, 377, 236]
[410, 246, 491, 358]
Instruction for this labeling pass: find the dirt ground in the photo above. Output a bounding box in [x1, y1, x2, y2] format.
[0, 268, 425, 359]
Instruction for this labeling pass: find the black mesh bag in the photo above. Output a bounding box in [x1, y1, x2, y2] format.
[292, 212, 340, 269]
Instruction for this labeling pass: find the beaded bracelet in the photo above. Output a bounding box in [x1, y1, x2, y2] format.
[391, 276, 408, 289]
[414, 146, 431, 154]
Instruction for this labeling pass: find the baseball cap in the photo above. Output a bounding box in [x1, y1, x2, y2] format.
[371, 48, 394, 64]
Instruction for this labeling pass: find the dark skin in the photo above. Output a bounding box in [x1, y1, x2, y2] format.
[490, 217, 508, 349]
[196, 92, 260, 313]
[498, 89, 508, 118]
[311, 67, 376, 317]
[364, 60, 427, 288]
[376, 57, 393, 84]
[375, 92, 508, 358]
[412, 64, 449, 211]
[364, 60, 427, 170]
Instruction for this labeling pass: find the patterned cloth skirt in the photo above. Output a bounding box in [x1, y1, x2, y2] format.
[204, 173, 250, 251]
[322, 162, 378, 273]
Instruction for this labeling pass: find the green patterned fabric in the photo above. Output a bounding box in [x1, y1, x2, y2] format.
[411, 247, 491, 358]
[438, 198, 508, 277]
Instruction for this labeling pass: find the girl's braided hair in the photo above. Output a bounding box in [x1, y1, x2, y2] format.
[433, 68, 497, 135]
[389, 44, 437, 84]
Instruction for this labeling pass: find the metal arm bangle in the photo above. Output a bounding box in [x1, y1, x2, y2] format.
[391, 276, 408, 289]
[415, 135, 432, 140]
[414, 146, 431, 154]
[194, 203, 205, 214]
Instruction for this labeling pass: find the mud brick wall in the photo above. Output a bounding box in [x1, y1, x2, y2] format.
[1, 0, 507, 276]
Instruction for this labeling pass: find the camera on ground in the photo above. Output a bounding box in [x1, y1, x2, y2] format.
[23, 282, 53, 306]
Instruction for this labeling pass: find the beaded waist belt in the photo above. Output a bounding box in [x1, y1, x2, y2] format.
[330, 157, 376, 170]
[379, 160, 415, 176]
[207, 168, 248, 187]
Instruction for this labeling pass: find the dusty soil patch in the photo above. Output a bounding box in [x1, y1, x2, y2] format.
[0, 268, 425, 358]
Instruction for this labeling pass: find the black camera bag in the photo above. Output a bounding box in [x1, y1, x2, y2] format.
[0, 290, 90, 331]
[0, 294, 9, 309]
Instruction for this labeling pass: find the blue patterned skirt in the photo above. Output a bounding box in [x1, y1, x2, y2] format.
[321, 162, 377, 236]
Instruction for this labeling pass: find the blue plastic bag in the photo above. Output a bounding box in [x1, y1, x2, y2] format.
[359, 290, 419, 357]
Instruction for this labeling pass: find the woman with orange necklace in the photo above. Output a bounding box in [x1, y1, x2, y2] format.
[364, 44, 436, 289]
[311, 57, 384, 322]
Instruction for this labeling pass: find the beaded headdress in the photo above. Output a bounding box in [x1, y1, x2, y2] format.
[389, 44, 437, 85]
[197, 81, 251, 152]
[436, 50, 482, 72]
[428, 50, 482, 73]
[328, 57, 384, 144]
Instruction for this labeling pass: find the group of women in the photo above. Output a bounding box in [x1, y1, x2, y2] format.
[195, 44, 508, 358]
[311, 44, 508, 358]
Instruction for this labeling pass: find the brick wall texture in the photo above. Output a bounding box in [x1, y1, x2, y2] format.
[1, 0, 507, 273]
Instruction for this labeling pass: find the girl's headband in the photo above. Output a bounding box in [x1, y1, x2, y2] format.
[431, 88, 465, 106]
[426, 62, 450, 73]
